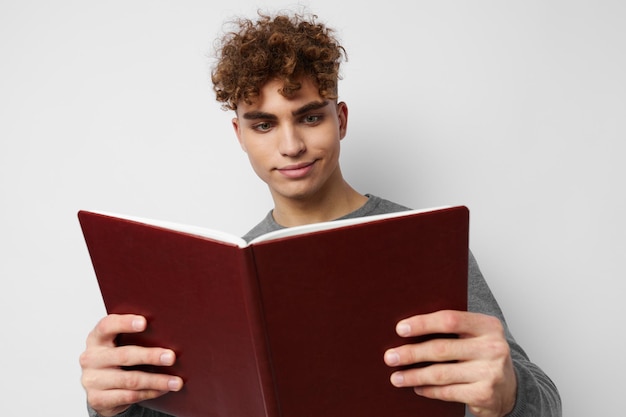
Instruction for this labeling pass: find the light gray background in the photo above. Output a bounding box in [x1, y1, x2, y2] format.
[1, 1, 624, 415]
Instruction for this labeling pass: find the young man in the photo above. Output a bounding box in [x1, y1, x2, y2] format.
[79, 11, 561, 417]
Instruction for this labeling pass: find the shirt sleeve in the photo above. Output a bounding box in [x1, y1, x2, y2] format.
[467, 250, 562, 417]
[87, 403, 175, 417]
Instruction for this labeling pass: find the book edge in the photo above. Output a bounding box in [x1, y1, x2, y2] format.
[78, 210, 248, 248]
[78, 204, 461, 248]
[247, 205, 456, 245]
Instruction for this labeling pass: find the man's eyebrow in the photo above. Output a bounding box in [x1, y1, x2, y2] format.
[241, 111, 277, 120]
[292, 100, 329, 116]
[241, 100, 329, 120]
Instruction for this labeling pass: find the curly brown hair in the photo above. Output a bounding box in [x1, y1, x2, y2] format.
[211, 11, 347, 111]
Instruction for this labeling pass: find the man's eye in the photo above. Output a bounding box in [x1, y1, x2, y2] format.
[303, 115, 321, 124]
[254, 122, 272, 131]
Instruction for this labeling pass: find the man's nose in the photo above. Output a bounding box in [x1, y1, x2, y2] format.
[278, 126, 306, 157]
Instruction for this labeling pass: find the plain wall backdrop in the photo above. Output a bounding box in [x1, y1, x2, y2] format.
[1, 1, 624, 415]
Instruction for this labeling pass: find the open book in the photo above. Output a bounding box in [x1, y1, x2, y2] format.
[78, 205, 469, 417]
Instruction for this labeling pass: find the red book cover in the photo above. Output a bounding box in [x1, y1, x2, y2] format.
[78, 205, 469, 417]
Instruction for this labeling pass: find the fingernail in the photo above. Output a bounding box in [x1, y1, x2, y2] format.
[131, 317, 146, 331]
[385, 350, 400, 366]
[397, 322, 411, 336]
[390, 372, 404, 386]
[160, 351, 175, 365]
[168, 378, 183, 391]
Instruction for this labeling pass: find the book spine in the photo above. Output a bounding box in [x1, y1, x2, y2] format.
[238, 248, 281, 417]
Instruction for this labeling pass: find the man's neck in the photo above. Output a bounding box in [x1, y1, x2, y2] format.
[271, 182, 368, 227]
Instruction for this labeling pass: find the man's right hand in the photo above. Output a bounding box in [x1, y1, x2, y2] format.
[79, 314, 184, 417]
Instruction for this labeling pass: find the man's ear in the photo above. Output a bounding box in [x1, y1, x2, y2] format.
[232, 117, 247, 153]
[337, 101, 348, 139]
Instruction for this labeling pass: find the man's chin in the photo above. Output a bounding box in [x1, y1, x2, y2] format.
[270, 185, 319, 203]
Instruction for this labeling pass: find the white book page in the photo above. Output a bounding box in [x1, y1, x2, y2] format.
[86, 210, 247, 247]
[247, 206, 452, 245]
[86, 205, 452, 248]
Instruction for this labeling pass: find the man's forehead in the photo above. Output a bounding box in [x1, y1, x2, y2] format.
[236, 78, 326, 115]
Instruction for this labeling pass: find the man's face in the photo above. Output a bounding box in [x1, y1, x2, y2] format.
[232, 77, 348, 204]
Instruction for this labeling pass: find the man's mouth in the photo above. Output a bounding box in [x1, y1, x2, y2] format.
[276, 161, 316, 178]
